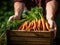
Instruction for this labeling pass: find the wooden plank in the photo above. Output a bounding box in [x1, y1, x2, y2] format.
[6, 30, 52, 38]
[8, 43, 50, 45]
[8, 41, 50, 45]
[9, 37, 50, 43]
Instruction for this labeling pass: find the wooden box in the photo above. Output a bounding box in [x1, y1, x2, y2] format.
[6, 30, 54, 45]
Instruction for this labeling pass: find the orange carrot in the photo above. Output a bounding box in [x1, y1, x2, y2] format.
[41, 18, 46, 31]
[22, 21, 29, 30]
[18, 24, 23, 30]
[35, 20, 38, 31]
[26, 20, 34, 31]
[37, 19, 41, 30]
[18, 21, 29, 30]
[32, 20, 36, 31]
[45, 22, 50, 31]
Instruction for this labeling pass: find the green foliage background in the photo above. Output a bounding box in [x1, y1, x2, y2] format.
[0, 0, 14, 35]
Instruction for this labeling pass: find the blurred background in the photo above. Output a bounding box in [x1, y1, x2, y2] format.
[0, 0, 14, 45]
[0, 0, 14, 35]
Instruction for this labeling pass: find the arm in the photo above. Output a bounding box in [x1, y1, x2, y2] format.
[8, 1, 24, 21]
[46, 0, 58, 28]
[46, 0, 58, 38]
[14, 2, 24, 19]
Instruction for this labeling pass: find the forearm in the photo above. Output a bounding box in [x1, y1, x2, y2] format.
[14, 2, 24, 16]
[46, 0, 58, 28]
[46, 0, 57, 20]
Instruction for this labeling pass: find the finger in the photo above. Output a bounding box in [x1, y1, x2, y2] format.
[53, 21, 57, 31]
[8, 16, 14, 22]
[53, 21, 57, 39]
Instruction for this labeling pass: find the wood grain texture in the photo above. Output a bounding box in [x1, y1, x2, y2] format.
[6, 30, 54, 45]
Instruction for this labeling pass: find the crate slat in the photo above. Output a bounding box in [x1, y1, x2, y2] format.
[9, 41, 50, 45]
[7, 30, 52, 38]
[10, 37, 50, 42]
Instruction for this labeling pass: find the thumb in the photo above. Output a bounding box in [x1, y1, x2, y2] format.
[53, 21, 57, 31]
[8, 16, 14, 22]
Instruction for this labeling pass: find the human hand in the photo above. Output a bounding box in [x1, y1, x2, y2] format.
[8, 15, 20, 22]
[47, 19, 57, 39]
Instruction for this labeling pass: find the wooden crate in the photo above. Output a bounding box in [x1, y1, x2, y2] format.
[6, 30, 54, 45]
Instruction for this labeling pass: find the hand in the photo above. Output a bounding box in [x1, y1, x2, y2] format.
[47, 19, 57, 39]
[8, 15, 20, 22]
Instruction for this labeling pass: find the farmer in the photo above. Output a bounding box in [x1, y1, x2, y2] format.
[8, 0, 58, 38]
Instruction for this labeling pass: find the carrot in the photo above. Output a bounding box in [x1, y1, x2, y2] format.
[18, 24, 23, 30]
[22, 21, 29, 30]
[35, 20, 38, 31]
[37, 19, 41, 30]
[26, 20, 34, 31]
[24, 21, 29, 30]
[39, 12, 46, 31]
[32, 20, 37, 31]
[40, 23, 43, 31]
[41, 18, 46, 31]
[45, 22, 50, 31]
[18, 21, 29, 30]
[20, 23, 25, 30]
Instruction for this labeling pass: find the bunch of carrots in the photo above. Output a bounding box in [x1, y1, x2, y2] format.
[18, 7, 50, 31]
[18, 18, 50, 31]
